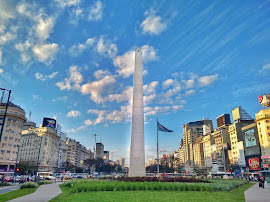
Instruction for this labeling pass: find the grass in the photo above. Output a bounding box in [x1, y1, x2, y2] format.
[0, 188, 37, 202]
[50, 183, 255, 202]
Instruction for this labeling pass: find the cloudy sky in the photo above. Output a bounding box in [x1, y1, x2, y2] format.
[1, 0, 270, 163]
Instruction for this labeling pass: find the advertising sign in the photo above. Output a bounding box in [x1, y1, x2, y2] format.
[261, 156, 270, 159]
[248, 157, 260, 171]
[42, 117, 57, 129]
[245, 129, 256, 147]
[228, 150, 233, 164]
[163, 154, 166, 159]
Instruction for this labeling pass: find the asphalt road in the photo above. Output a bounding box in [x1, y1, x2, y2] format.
[0, 185, 20, 194]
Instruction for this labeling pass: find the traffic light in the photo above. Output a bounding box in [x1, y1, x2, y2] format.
[16, 168, 19, 172]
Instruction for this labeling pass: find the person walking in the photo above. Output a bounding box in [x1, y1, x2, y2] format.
[258, 175, 265, 188]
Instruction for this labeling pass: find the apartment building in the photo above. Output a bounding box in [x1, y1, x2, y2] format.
[0, 102, 26, 174]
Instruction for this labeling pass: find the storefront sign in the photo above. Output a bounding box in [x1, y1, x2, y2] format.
[261, 155, 270, 159]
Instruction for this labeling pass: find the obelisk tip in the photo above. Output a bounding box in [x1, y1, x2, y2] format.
[136, 47, 141, 52]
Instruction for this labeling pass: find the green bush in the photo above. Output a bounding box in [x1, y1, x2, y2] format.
[38, 181, 51, 185]
[20, 182, 38, 189]
[0, 182, 10, 186]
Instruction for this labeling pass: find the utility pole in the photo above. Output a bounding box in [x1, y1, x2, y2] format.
[35, 136, 43, 182]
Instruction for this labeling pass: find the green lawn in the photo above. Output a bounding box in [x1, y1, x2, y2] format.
[0, 188, 37, 202]
[50, 182, 254, 202]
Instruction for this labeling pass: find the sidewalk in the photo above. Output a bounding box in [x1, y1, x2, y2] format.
[245, 182, 270, 202]
[8, 182, 62, 202]
[0, 185, 20, 194]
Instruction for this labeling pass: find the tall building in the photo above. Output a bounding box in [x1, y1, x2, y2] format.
[217, 114, 231, 128]
[19, 124, 60, 172]
[129, 47, 145, 177]
[213, 126, 230, 172]
[103, 151, 109, 161]
[0, 102, 26, 175]
[120, 158, 125, 167]
[57, 132, 67, 172]
[182, 119, 213, 173]
[255, 108, 270, 169]
[201, 133, 215, 172]
[96, 143, 104, 159]
[242, 123, 261, 172]
[193, 136, 204, 170]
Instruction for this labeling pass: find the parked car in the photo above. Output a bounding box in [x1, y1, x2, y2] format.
[14, 176, 21, 182]
[4, 176, 13, 182]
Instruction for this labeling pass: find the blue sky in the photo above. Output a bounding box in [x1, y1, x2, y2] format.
[1, 0, 270, 163]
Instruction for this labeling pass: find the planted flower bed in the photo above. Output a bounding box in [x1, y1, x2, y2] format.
[62, 179, 248, 193]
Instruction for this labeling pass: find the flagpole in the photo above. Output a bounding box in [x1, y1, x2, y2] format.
[157, 118, 159, 177]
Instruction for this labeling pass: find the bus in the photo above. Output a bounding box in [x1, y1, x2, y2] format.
[37, 172, 55, 180]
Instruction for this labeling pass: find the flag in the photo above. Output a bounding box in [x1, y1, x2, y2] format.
[157, 121, 173, 132]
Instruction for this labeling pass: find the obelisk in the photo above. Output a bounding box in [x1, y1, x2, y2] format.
[129, 47, 145, 177]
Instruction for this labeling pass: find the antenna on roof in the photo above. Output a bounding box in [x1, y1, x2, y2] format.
[29, 111, 32, 122]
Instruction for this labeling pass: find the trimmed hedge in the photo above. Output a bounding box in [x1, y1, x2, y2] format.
[111, 177, 210, 183]
[20, 182, 38, 189]
[62, 179, 249, 193]
[38, 181, 52, 185]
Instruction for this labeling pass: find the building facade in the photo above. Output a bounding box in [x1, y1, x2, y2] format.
[0, 102, 27, 174]
[256, 108, 270, 169]
[19, 125, 60, 172]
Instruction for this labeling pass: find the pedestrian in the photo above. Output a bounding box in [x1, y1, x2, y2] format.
[258, 175, 265, 188]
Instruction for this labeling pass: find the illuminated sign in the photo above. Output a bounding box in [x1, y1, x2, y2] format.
[244, 129, 256, 147]
[258, 95, 263, 103]
[42, 118, 56, 129]
[248, 157, 260, 170]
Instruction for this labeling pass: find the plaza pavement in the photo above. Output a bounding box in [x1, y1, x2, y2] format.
[8, 182, 62, 202]
[245, 182, 270, 202]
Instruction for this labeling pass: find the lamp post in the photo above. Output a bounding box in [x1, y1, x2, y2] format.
[0, 88, 11, 142]
[12, 145, 20, 184]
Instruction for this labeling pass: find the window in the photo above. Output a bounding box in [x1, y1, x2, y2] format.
[1, 150, 4, 153]
[6, 150, 10, 153]
[9, 137, 13, 140]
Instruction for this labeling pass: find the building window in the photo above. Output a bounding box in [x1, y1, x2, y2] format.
[6, 150, 10, 153]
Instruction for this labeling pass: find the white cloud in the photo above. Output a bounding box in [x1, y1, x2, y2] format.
[69, 38, 95, 57]
[0, 1, 15, 24]
[81, 75, 116, 103]
[0, 68, 3, 74]
[87, 109, 107, 125]
[32, 43, 59, 62]
[94, 69, 110, 79]
[32, 95, 42, 100]
[163, 81, 181, 98]
[70, 7, 83, 24]
[141, 10, 167, 35]
[198, 75, 218, 87]
[259, 63, 270, 74]
[56, 66, 83, 90]
[55, 0, 81, 7]
[96, 38, 117, 58]
[66, 110, 81, 117]
[0, 32, 16, 45]
[105, 105, 131, 123]
[172, 105, 184, 111]
[35, 72, 58, 81]
[15, 40, 32, 62]
[52, 96, 68, 103]
[145, 106, 171, 116]
[107, 86, 133, 103]
[144, 81, 159, 95]
[88, 1, 103, 21]
[184, 79, 195, 89]
[184, 89, 195, 97]
[114, 45, 157, 78]
[36, 16, 54, 40]
[162, 79, 174, 89]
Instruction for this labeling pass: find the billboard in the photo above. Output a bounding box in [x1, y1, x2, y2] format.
[244, 129, 256, 147]
[217, 114, 231, 128]
[248, 157, 260, 171]
[42, 117, 57, 129]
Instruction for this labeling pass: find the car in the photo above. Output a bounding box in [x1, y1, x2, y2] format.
[4, 176, 13, 182]
[14, 176, 21, 182]
[76, 175, 84, 179]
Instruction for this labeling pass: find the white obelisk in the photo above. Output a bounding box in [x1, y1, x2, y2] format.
[129, 47, 145, 177]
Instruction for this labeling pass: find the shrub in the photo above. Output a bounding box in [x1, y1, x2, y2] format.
[38, 181, 51, 185]
[20, 182, 38, 189]
[0, 182, 10, 186]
